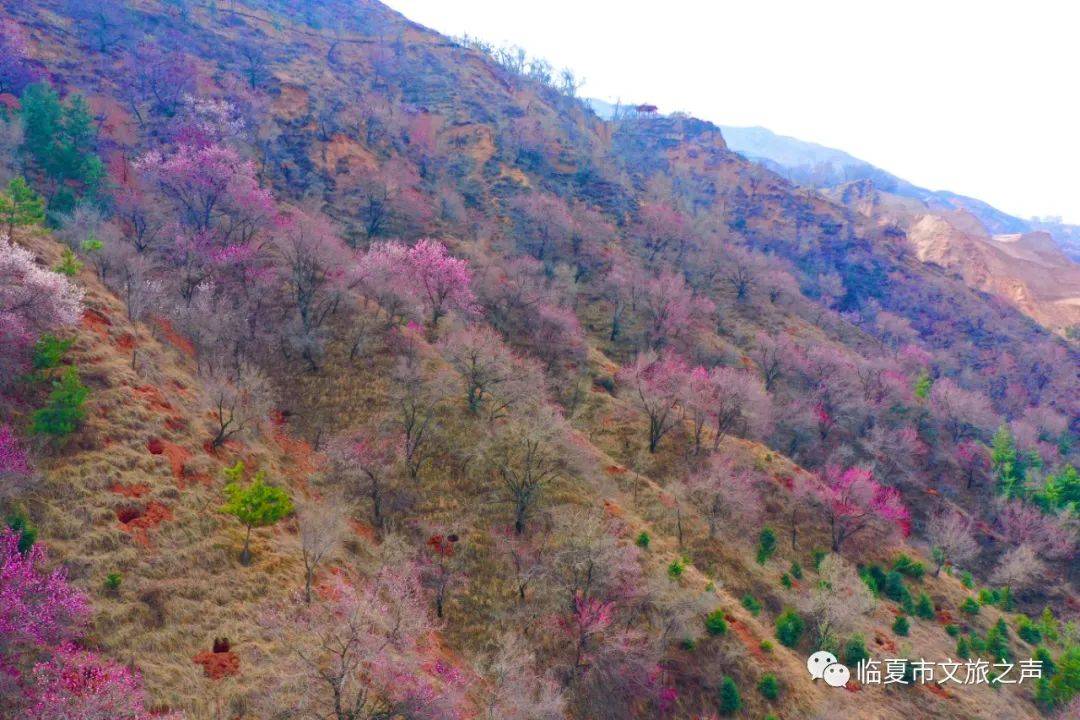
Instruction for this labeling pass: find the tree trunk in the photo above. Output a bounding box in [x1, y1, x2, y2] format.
[240, 526, 253, 565]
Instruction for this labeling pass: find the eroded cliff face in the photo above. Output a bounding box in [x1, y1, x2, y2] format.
[830, 181, 1080, 336]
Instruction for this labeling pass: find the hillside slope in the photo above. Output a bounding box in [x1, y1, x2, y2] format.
[1, 1, 1077, 719]
[825, 180, 1080, 336]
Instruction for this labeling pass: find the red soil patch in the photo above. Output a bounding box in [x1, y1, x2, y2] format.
[160, 442, 192, 482]
[135, 385, 173, 412]
[147, 438, 165, 455]
[116, 505, 144, 523]
[925, 487, 941, 496]
[154, 317, 195, 357]
[604, 464, 627, 475]
[81, 308, 112, 337]
[843, 681, 861, 693]
[192, 651, 240, 680]
[602, 499, 624, 518]
[349, 519, 376, 542]
[728, 618, 766, 660]
[117, 501, 173, 546]
[937, 610, 954, 625]
[115, 333, 135, 351]
[165, 416, 187, 432]
[111, 482, 150, 498]
[873, 633, 897, 653]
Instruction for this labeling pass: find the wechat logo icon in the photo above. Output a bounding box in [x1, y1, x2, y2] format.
[807, 650, 850, 687]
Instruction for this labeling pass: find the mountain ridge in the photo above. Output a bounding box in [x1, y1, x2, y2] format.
[0, 3, 1076, 719]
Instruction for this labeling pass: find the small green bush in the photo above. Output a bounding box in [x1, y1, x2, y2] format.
[104, 572, 122, 593]
[844, 634, 870, 665]
[811, 548, 827, 571]
[780, 573, 792, 589]
[775, 609, 804, 648]
[956, 636, 972, 659]
[5, 511, 38, 554]
[960, 597, 980, 615]
[668, 557, 686, 579]
[882, 570, 910, 604]
[1017, 616, 1042, 645]
[705, 609, 728, 636]
[892, 553, 925, 580]
[1039, 607, 1059, 643]
[31, 334, 74, 371]
[741, 594, 762, 616]
[985, 619, 1011, 662]
[81, 235, 103, 253]
[945, 624, 960, 637]
[718, 676, 741, 715]
[32, 366, 88, 437]
[756, 527, 777, 564]
[759, 639, 773, 653]
[635, 531, 650, 549]
[757, 673, 780, 700]
[53, 247, 83, 276]
[892, 615, 910, 636]
[1034, 646, 1055, 677]
[859, 564, 887, 595]
[915, 592, 935, 619]
[789, 561, 803, 579]
[961, 570, 974, 588]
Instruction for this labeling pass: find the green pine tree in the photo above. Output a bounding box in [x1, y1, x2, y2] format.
[914, 370, 933, 400]
[221, 471, 294, 565]
[32, 366, 89, 437]
[991, 425, 1023, 498]
[718, 676, 742, 715]
[19, 82, 104, 211]
[0, 177, 45, 235]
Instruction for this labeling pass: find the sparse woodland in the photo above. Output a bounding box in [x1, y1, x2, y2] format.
[0, 2, 1077, 719]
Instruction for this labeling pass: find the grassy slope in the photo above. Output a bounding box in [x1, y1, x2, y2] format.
[2, 1, 1068, 718]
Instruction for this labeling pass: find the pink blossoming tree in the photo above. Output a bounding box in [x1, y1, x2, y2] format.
[0, 238, 84, 386]
[618, 351, 690, 453]
[814, 466, 910, 552]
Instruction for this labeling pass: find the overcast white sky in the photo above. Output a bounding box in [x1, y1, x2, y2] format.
[386, 0, 1080, 223]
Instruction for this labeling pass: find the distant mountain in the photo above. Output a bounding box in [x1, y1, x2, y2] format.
[589, 100, 1080, 259]
[586, 100, 1080, 333]
[714, 124, 1037, 235]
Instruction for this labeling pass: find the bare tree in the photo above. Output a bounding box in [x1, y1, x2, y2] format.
[326, 429, 410, 535]
[990, 544, 1046, 592]
[297, 497, 346, 603]
[390, 356, 457, 481]
[259, 564, 466, 720]
[485, 407, 571, 535]
[926, 510, 979, 576]
[203, 363, 273, 448]
[798, 554, 875, 646]
[681, 456, 763, 540]
[482, 632, 565, 720]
